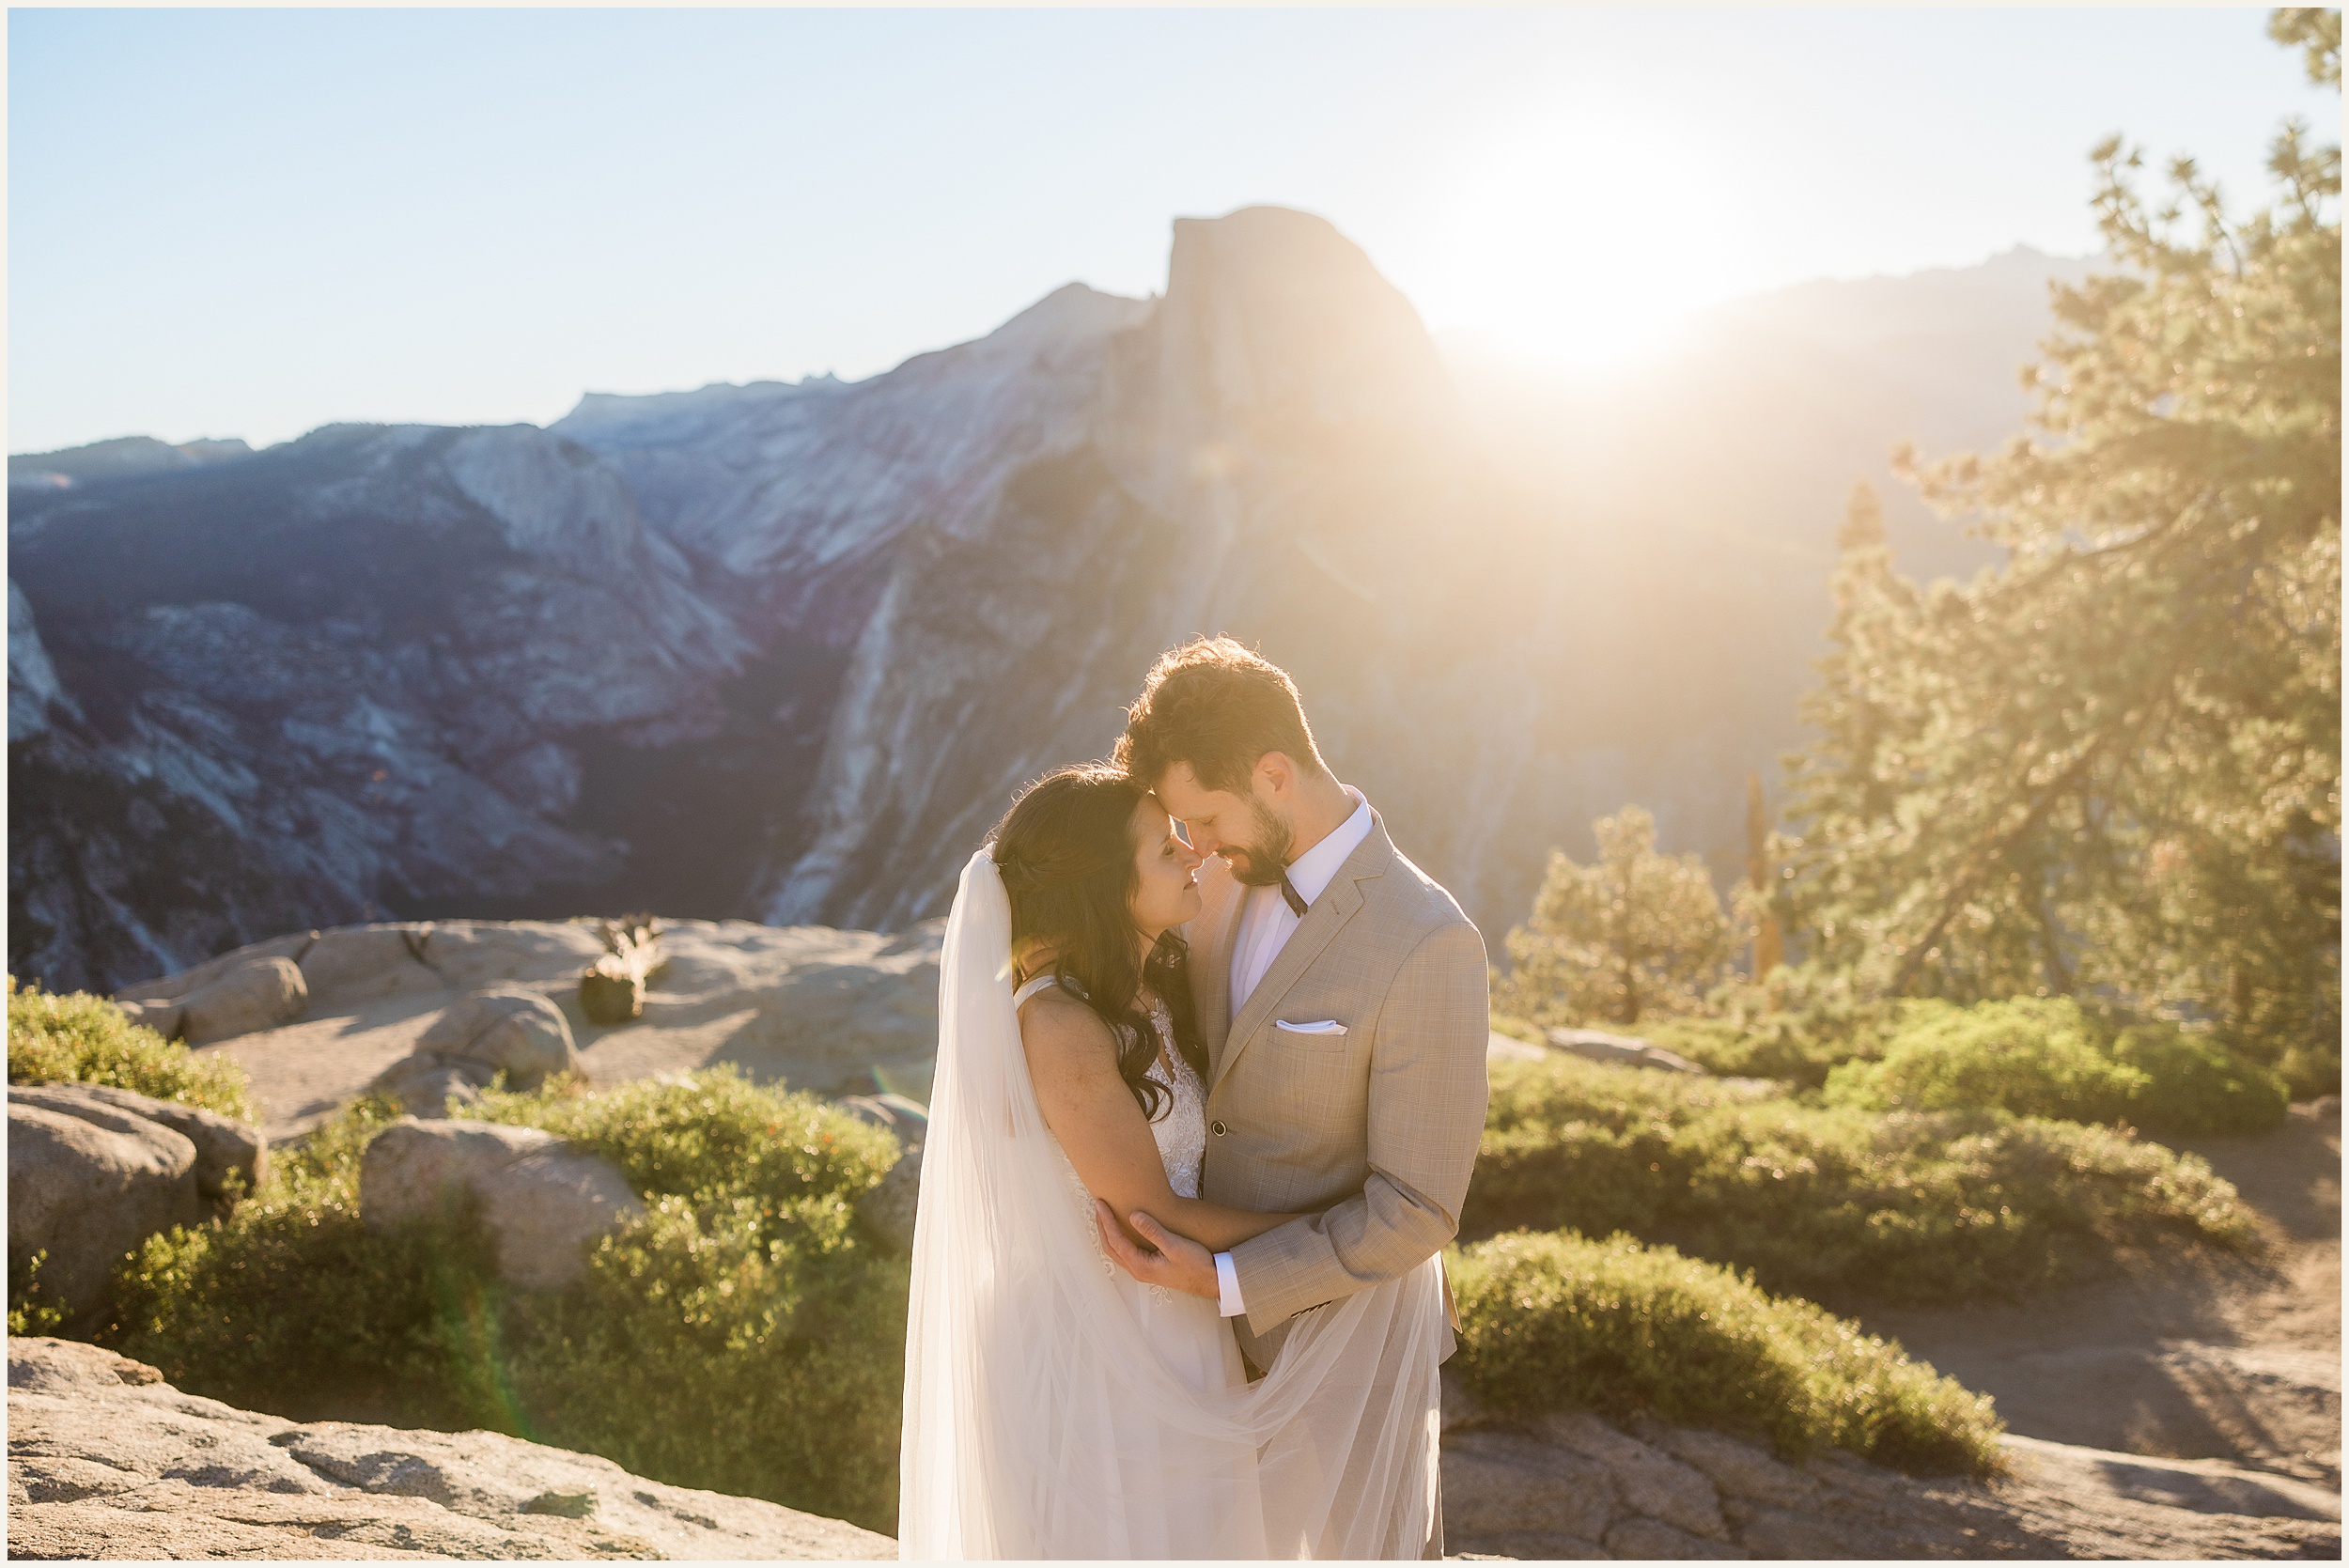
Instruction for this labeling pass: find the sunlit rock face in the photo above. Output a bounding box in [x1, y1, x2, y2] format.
[10, 208, 2077, 990]
[755, 206, 1543, 931]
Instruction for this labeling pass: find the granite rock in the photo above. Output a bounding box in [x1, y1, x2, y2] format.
[7, 1080, 265, 1201]
[6, 1336, 891, 1559]
[6, 1094, 202, 1318]
[179, 956, 309, 1045]
[361, 1117, 644, 1291]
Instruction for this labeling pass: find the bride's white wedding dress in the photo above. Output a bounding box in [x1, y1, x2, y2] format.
[898, 850, 1446, 1560]
[1012, 973, 1248, 1408]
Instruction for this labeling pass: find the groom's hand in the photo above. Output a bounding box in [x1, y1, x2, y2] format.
[1093, 1199, 1218, 1299]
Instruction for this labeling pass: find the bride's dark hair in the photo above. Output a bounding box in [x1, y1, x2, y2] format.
[991, 763, 1207, 1122]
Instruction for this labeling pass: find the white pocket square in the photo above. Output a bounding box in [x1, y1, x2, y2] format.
[1275, 1018, 1348, 1035]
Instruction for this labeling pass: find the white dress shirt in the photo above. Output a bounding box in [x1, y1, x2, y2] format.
[1214, 789, 1374, 1319]
[1228, 789, 1374, 1014]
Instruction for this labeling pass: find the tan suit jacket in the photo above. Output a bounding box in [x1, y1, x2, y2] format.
[1190, 806, 1490, 1370]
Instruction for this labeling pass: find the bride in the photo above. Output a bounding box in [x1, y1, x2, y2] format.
[897, 764, 1445, 1560]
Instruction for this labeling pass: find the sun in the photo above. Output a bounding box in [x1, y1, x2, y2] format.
[1412, 101, 1754, 375]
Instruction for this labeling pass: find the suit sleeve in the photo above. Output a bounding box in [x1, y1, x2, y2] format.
[1227, 918, 1489, 1335]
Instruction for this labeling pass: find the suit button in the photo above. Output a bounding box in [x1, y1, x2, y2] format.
[1211, 1120, 1227, 1136]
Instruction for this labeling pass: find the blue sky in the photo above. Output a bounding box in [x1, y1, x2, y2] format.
[8, 7, 2332, 454]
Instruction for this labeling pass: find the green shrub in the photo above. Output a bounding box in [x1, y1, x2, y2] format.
[8, 1250, 73, 1336]
[1467, 1052, 2258, 1304]
[1824, 999, 2289, 1136]
[2110, 1023, 2295, 1134]
[106, 1095, 494, 1426]
[1450, 1229, 2002, 1476]
[2274, 1037, 2342, 1103]
[496, 1192, 910, 1528]
[465, 1067, 897, 1213]
[1639, 1015, 1857, 1086]
[464, 1069, 908, 1527]
[2264, 1042, 2340, 1103]
[1824, 1000, 2144, 1123]
[7, 977, 253, 1119]
[103, 1069, 908, 1532]
[1640, 963, 1905, 1088]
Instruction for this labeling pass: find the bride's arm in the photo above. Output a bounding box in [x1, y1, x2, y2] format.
[1020, 992, 1302, 1250]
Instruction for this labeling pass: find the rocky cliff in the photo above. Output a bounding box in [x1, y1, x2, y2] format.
[10, 209, 2083, 990]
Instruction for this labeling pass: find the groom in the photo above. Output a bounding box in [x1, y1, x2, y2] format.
[1096, 636, 1489, 1557]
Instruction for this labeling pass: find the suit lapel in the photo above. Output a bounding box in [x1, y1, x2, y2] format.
[1210, 817, 1395, 1094]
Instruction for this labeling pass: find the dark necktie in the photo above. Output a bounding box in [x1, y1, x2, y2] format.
[1280, 874, 1308, 917]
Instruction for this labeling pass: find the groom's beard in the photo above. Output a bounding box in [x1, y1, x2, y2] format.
[1221, 799, 1296, 888]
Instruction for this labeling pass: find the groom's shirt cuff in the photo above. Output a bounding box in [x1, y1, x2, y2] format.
[1214, 1251, 1246, 1317]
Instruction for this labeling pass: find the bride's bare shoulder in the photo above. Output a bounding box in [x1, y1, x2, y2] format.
[1017, 987, 1121, 1079]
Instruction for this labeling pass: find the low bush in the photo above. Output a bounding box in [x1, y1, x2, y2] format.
[1825, 999, 2290, 1136]
[1637, 1015, 1855, 1086]
[7, 1250, 74, 1336]
[105, 1095, 498, 1428]
[2109, 1022, 2297, 1134]
[465, 1072, 908, 1525]
[465, 1068, 896, 1214]
[103, 1068, 908, 1532]
[7, 976, 252, 1119]
[2272, 1036, 2341, 1103]
[1823, 1000, 2142, 1123]
[1467, 1052, 2258, 1304]
[1450, 1228, 2002, 1476]
[1637, 964, 1905, 1088]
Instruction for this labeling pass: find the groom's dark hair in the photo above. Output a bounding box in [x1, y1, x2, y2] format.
[1116, 636, 1330, 795]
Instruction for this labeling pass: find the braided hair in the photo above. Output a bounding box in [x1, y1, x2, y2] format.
[991, 763, 1207, 1121]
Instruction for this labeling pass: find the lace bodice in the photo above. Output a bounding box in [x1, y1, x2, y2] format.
[1015, 976, 1206, 1198]
[1141, 992, 1208, 1199]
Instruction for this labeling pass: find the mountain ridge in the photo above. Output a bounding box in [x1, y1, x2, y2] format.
[11, 208, 2091, 990]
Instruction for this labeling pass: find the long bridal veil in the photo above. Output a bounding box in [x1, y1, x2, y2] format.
[898, 849, 1446, 1560]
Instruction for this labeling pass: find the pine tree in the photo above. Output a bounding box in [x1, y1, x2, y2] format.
[1502, 805, 1738, 1028]
[1777, 17, 2341, 1090]
[1772, 481, 1953, 989]
[1745, 770, 1786, 977]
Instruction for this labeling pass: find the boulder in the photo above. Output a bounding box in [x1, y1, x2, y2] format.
[7, 1336, 893, 1559]
[1486, 1030, 1547, 1065]
[368, 1056, 492, 1118]
[7, 1097, 201, 1317]
[855, 1144, 924, 1253]
[299, 924, 439, 1008]
[179, 956, 308, 1046]
[112, 933, 313, 1008]
[114, 998, 184, 1041]
[415, 986, 581, 1090]
[369, 986, 583, 1116]
[1547, 1027, 1704, 1075]
[7, 1082, 265, 1201]
[362, 1117, 644, 1291]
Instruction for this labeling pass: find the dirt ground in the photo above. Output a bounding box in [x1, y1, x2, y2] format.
[1859, 1102, 2341, 1490]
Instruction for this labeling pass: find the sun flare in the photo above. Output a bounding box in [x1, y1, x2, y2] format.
[1416, 102, 1755, 374]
